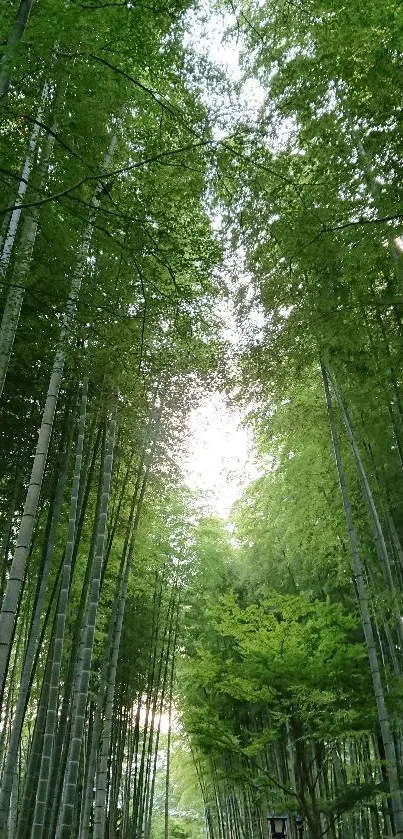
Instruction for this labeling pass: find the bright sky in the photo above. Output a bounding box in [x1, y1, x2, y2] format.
[182, 5, 262, 519]
[184, 7, 239, 68]
[183, 4, 265, 132]
[184, 393, 257, 518]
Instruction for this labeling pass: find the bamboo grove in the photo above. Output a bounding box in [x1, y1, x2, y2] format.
[3, 1, 403, 839]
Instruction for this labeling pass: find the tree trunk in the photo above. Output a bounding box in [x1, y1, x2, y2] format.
[0, 81, 49, 274]
[0, 0, 36, 97]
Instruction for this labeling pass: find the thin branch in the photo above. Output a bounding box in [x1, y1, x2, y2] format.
[321, 211, 403, 233]
[0, 140, 214, 215]
[89, 52, 202, 137]
[16, 113, 98, 169]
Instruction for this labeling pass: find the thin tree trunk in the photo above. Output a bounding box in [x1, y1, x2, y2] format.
[0, 461, 22, 600]
[14, 612, 58, 839]
[321, 361, 403, 837]
[32, 378, 88, 837]
[82, 457, 146, 839]
[56, 403, 117, 839]
[0, 81, 49, 274]
[131, 580, 162, 839]
[46, 422, 107, 838]
[327, 363, 403, 650]
[8, 764, 18, 839]
[93, 445, 155, 839]
[0, 0, 36, 97]
[164, 648, 175, 839]
[0, 120, 57, 398]
[144, 593, 178, 839]
[78, 561, 125, 839]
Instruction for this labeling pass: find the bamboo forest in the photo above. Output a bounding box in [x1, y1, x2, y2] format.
[3, 0, 403, 838]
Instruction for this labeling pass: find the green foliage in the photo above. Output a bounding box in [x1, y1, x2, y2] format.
[3, 0, 403, 835]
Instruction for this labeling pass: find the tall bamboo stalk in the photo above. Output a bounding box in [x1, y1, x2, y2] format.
[0, 129, 119, 697]
[0, 0, 36, 97]
[321, 361, 403, 837]
[32, 377, 88, 838]
[56, 402, 117, 839]
[0, 395, 76, 828]
[0, 81, 50, 274]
